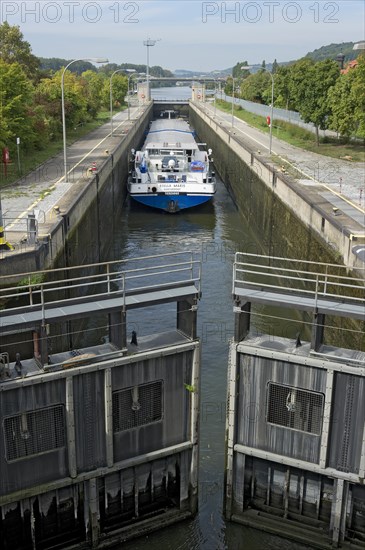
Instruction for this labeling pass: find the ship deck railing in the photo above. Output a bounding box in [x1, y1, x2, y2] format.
[233, 252, 365, 320]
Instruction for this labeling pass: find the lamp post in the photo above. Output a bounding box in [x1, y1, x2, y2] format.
[231, 76, 236, 127]
[143, 38, 160, 101]
[61, 57, 108, 183]
[210, 77, 218, 116]
[110, 69, 124, 136]
[110, 68, 136, 134]
[127, 70, 138, 120]
[213, 80, 217, 115]
[131, 72, 146, 108]
[240, 64, 273, 153]
[264, 69, 275, 155]
[231, 66, 250, 127]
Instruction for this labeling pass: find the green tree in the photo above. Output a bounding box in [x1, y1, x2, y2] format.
[224, 62, 250, 95]
[240, 71, 271, 103]
[286, 58, 314, 112]
[290, 59, 339, 144]
[232, 61, 249, 78]
[39, 58, 97, 74]
[273, 65, 292, 109]
[35, 69, 88, 134]
[0, 22, 39, 78]
[224, 77, 231, 96]
[0, 60, 35, 152]
[81, 70, 106, 118]
[35, 75, 62, 136]
[101, 73, 127, 110]
[328, 56, 365, 139]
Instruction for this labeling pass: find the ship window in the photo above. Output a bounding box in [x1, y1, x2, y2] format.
[112, 380, 163, 432]
[266, 382, 324, 435]
[161, 156, 179, 170]
[4, 405, 66, 461]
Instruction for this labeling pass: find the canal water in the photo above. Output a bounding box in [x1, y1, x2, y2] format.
[109, 88, 307, 550]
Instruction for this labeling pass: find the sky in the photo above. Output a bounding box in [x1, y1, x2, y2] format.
[1, 1, 364, 72]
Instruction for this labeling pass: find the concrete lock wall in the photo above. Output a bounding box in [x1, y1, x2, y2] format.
[189, 103, 364, 277]
[0, 105, 153, 277]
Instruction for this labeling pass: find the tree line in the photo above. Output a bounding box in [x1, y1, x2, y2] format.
[0, 22, 173, 162]
[225, 55, 365, 144]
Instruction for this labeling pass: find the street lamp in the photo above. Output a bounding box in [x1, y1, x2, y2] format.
[110, 69, 124, 136]
[133, 72, 146, 107]
[211, 71, 222, 115]
[143, 38, 160, 100]
[208, 76, 218, 116]
[61, 57, 108, 183]
[263, 69, 275, 155]
[110, 68, 136, 134]
[126, 70, 137, 120]
[128, 72, 145, 118]
[231, 66, 250, 127]
[239, 64, 273, 153]
[231, 76, 236, 127]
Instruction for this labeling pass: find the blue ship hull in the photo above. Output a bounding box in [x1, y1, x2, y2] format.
[130, 194, 214, 213]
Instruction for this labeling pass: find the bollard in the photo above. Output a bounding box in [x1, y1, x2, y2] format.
[28, 211, 37, 244]
[0, 200, 13, 250]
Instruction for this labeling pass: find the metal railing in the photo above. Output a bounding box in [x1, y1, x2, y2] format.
[221, 93, 334, 137]
[233, 252, 365, 305]
[152, 98, 190, 103]
[0, 252, 201, 317]
[1, 211, 44, 246]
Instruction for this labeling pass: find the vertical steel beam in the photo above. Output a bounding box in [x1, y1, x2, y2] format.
[104, 367, 114, 468]
[234, 301, 251, 343]
[66, 376, 77, 478]
[88, 478, 100, 546]
[189, 344, 200, 513]
[331, 478, 345, 544]
[311, 312, 325, 351]
[319, 369, 334, 469]
[359, 422, 365, 479]
[225, 340, 239, 518]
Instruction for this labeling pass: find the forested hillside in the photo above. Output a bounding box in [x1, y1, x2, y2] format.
[305, 42, 358, 62]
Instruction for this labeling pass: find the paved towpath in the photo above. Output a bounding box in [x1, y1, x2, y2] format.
[202, 102, 365, 213]
[0, 103, 148, 248]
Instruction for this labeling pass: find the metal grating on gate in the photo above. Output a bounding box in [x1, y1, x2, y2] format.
[4, 405, 66, 461]
[112, 380, 164, 432]
[266, 382, 324, 435]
